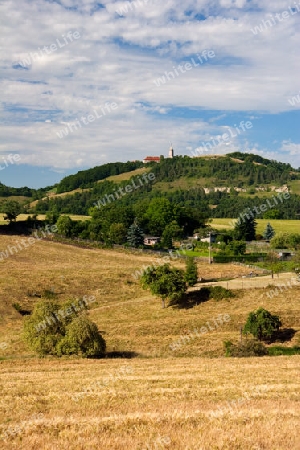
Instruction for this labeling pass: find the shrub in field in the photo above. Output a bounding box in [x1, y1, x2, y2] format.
[224, 339, 268, 357]
[23, 299, 105, 357]
[267, 346, 300, 356]
[185, 257, 198, 286]
[243, 307, 282, 342]
[12, 302, 22, 312]
[57, 316, 106, 357]
[208, 286, 235, 301]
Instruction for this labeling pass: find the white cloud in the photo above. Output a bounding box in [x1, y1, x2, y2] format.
[280, 141, 300, 156]
[0, 0, 299, 171]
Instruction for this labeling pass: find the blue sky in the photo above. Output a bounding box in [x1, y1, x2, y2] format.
[1, 0, 300, 188]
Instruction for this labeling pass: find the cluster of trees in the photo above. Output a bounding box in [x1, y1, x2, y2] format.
[209, 193, 300, 220]
[0, 183, 52, 200]
[270, 232, 300, 249]
[24, 259, 198, 356]
[27, 187, 300, 220]
[34, 180, 211, 217]
[54, 198, 208, 246]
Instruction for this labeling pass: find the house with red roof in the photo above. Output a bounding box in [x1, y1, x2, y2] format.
[142, 156, 161, 163]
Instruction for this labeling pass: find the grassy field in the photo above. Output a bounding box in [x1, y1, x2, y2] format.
[0, 236, 300, 448]
[211, 218, 300, 234]
[104, 167, 149, 182]
[289, 180, 300, 195]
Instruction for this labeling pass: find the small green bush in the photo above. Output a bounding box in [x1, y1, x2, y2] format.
[12, 302, 22, 312]
[267, 346, 300, 356]
[208, 286, 234, 301]
[224, 339, 268, 357]
[243, 307, 282, 342]
[57, 316, 106, 357]
[185, 257, 198, 287]
[42, 289, 57, 299]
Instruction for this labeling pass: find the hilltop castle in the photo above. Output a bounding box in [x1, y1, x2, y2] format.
[143, 145, 174, 164]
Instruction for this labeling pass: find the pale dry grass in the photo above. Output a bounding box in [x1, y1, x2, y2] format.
[0, 357, 299, 449]
[0, 236, 299, 358]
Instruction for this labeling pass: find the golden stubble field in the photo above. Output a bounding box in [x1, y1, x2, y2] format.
[0, 358, 299, 450]
[0, 235, 300, 449]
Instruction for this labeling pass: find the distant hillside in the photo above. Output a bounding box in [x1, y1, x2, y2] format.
[50, 152, 300, 194]
[33, 153, 300, 219]
[0, 182, 35, 198]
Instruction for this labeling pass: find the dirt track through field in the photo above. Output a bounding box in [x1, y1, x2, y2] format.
[192, 272, 299, 291]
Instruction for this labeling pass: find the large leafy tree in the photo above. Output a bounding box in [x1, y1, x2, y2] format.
[56, 215, 74, 237]
[1, 200, 22, 223]
[140, 263, 186, 308]
[109, 223, 127, 244]
[161, 220, 183, 249]
[144, 198, 174, 235]
[234, 214, 257, 241]
[176, 206, 208, 236]
[243, 307, 281, 342]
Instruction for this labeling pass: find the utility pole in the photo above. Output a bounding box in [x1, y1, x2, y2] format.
[208, 231, 212, 264]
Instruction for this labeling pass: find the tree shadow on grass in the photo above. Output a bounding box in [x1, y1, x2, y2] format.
[271, 328, 297, 343]
[87, 351, 139, 359]
[18, 309, 31, 316]
[169, 288, 211, 310]
[105, 351, 139, 359]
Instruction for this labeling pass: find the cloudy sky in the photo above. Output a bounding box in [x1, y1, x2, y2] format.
[1, 0, 300, 188]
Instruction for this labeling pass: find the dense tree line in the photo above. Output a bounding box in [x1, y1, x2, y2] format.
[34, 180, 300, 220]
[55, 161, 144, 193]
[209, 193, 300, 219]
[0, 182, 53, 199]
[0, 182, 51, 199]
[53, 195, 208, 244]
[149, 154, 299, 186]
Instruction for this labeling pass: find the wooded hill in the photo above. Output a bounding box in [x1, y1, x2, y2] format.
[49, 152, 300, 193]
[31, 153, 300, 219]
[1, 153, 300, 219]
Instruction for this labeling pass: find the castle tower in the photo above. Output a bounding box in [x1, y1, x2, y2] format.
[168, 144, 174, 158]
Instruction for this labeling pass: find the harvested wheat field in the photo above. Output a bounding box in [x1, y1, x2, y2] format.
[0, 236, 300, 449]
[0, 358, 299, 450]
